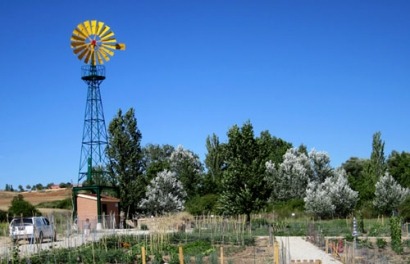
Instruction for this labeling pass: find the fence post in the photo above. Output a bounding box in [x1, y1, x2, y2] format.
[141, 246, 146, 264]
[220, 246, 224, 264]
[179, 246, 184, 264]
[274, 241, 279, 264]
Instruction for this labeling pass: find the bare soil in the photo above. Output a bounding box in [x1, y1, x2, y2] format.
[0, 188, 71, 211]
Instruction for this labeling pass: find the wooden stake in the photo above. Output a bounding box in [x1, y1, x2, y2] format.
[220, 246, 224, 264]
[141, 246, 146, 264]
[179, 246, 184, 264]
[273, 241, 279, 264]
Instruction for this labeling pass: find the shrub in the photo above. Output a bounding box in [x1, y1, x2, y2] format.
[272, 199, 305, 218]
[36, 198, 72, 209]
[390, 216, 403, 254]
[185, 194, 219, 215]
[398, 196, 410, 222]
[376, 238, 387, 249]
[8, 194, 41, 217]
[0, 210, 7, 222]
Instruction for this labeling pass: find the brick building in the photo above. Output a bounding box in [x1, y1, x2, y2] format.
[76, 193, 120, 230]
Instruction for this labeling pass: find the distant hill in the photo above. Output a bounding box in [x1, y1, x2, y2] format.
[0, 188, 72, 211]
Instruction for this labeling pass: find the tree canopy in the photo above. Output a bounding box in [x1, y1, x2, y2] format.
[8, 194, 41, 217]
[106, 108, 144, 217]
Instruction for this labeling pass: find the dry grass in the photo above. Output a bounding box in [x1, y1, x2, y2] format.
[0, 188, 71, 211]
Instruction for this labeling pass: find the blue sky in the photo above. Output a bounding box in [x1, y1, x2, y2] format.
[1, 0, 410, 188]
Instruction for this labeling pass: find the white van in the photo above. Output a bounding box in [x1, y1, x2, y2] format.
[9, 216, 56, 243]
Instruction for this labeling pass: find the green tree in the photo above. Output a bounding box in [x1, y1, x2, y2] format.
[367, 131, 387, 197]
[106, 108, 144, 218]
[142, 144, 174, 181]
[387, 151, 410, 188]
[204, 134, 225, 194]
[218, 121, 271, 224]
[342, 157, 371, 205]
[8, 194, 41, 217]
[257, 130, 292, 165]
[170, 145, 204, 201]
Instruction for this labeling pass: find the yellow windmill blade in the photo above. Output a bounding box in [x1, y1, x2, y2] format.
[95, 21, 105, 36]
[76, 23, 89, 39]
[77, 48, 89, 61]
[91, 20, 98, 35]
[71, 20, 125, 65]
[98, 25, 111, 39]
[83, 20, 93, 36]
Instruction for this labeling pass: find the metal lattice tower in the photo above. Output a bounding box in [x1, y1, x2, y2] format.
[77, 65, 108, 184]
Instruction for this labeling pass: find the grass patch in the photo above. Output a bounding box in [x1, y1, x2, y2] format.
[36, 198, 72, 209]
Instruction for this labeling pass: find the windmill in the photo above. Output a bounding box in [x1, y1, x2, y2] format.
[70, 20, 125, 227]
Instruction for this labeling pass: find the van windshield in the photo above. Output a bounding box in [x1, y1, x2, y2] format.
[11, 218, 33, 226]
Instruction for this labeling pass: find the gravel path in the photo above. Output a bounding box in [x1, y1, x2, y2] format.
[276, 237, 342, 264]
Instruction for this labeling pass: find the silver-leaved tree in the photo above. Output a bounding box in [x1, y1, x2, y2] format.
[373, 172, 409, 215]
[139, 170, 187, 216]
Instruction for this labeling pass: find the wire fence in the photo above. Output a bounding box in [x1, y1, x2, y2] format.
[2, 214, 410, 263]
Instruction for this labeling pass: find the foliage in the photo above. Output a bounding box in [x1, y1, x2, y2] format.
[139, 170, 186, 215]
[398, 196, 410, 222]
[170, 145, 204, 201]
[266, 148, 310, 201]
[257, 131, 292, 166]
[142, 144, 174, 181]
[0, 209, 7, 222]
[342, 157, 371, 206]
[304, 181, 335, 219]
[304, 169, 358, 218]
[185, 194, 219, 215]
[271, 199, 305, 218]
[183, 240, 213, 255]
[204, 134, 225, 194]
[218, 121, 274, 223]
[106, 108, 144, 217]
[308, 149, 333, 183]
[387, 150, 410, 188]
[370, 132, 387, 181]
[363, 131, 387, 202]
[36, 198, 72, 209]
[373, 173, 409, 215]
[376, 238, 387, 249]
[324, 169, 358, 217]
[390, 215, 403, 254]
[8, 194, 41, 217]
[4, 184, 14, 192]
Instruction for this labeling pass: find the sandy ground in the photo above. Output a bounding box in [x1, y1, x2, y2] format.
[276, 237, 342, 264]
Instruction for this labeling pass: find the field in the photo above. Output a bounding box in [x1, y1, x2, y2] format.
[0, 188, 72, 211]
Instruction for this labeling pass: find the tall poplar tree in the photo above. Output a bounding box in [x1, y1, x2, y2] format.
[106, 108, 144, 218]
[204, 134, 225, 194]
[363, 131, 387, 201]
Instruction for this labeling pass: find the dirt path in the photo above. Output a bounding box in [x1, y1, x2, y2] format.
[276, 237, 342, 263]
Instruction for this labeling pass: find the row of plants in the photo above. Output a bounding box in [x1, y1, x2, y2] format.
[1, 232, 253, 264]
[0, 213, 407, 263]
